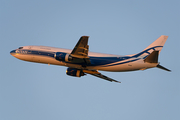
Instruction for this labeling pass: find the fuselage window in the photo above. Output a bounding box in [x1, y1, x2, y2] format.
[18, 47, 23, 49]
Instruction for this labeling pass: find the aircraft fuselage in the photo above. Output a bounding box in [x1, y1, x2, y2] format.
[10, 45, 157, 72]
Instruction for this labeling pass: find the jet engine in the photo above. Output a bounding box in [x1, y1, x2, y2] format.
[66, 68, 85, 77]
[55, 52, 73, 62]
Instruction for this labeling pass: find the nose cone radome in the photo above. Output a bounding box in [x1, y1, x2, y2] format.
[10, 50, 16, 56]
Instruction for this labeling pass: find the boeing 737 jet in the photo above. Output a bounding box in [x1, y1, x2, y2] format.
[10, 35, 171, 83]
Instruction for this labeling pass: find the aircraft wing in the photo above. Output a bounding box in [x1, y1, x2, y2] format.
[82, 70, 121, 83]
[90, 73, 121, 83]
[69, 36, 91, 64]
[71, 36, 89, 58]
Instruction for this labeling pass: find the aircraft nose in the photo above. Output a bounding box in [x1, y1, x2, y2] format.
[10, 50, 16, 55]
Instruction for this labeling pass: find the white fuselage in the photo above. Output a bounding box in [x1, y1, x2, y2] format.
[10, 45, 157, 72]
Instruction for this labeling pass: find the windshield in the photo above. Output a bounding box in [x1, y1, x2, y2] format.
[18, 47, 23, 49]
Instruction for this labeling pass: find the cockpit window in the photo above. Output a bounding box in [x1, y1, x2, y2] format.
[18, 47, 23, 49]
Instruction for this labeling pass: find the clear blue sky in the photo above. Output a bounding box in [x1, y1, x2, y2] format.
[1, 0, 179, 120]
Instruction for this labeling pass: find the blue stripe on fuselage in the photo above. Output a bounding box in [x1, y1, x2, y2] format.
[89, 56, 131, 66]
[89, 46, 163, 67]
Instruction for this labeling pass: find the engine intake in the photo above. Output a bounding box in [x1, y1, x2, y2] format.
[66, 68, 85, 77]
[55, 52, 72, 62]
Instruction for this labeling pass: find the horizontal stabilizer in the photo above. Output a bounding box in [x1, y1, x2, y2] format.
[144, 50, 159, 63]
[157, 64, 171, 72]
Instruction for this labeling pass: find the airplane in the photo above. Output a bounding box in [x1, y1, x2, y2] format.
[10, 35, 171, 83]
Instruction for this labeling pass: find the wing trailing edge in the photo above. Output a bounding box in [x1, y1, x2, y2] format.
[82, 70, 121, 83]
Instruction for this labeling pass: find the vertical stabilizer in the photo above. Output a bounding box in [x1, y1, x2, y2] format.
[142, 35, 171, 72]
[143, 35, 168, 54]
[132, 35, 169, 58]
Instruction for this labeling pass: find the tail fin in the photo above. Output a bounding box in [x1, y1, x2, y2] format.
[143, 35, 168, 54]
[141, 35, 171, 72]
[134, 35, 169, 58]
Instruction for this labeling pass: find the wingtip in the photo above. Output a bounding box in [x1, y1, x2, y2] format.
[161, 35, 168, 39]
[114, 81, 121, 83]
[82, 36, 89, 38]
[112, 80, 121, 83]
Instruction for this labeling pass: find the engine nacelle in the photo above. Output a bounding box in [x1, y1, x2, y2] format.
[55, 52, 72, 62]
[66, 68, 85, 77]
